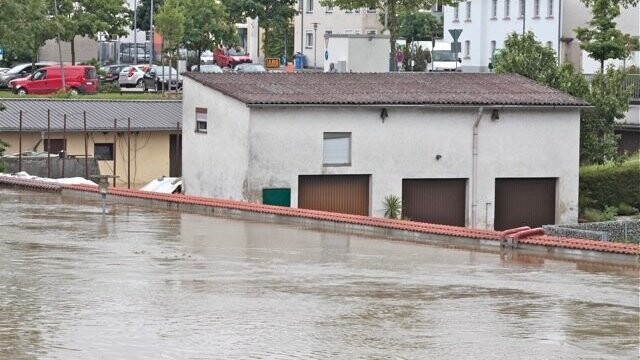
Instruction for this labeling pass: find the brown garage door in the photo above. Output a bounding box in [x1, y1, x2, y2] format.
[494, 178, 556, 231]
[298, 175, 370, 216]
[402, 179, 467, 226]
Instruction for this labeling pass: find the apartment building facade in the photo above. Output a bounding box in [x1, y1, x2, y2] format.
[293, 0, 384, 68]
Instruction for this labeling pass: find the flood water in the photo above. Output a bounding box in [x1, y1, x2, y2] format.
[0, 188, 638, 360]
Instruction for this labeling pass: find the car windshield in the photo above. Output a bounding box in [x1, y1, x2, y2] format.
[432, 50, 457, 62]
[6, 64, 30, 74]
[228, 47, 247, 56]
[154, 66, 178, 74]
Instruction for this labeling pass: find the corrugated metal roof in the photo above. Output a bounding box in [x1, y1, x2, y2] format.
[184, 72, 589, 107]
[0, 99, 182, 132]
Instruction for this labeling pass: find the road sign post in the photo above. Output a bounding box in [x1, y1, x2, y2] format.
[448, 29, 463, 71]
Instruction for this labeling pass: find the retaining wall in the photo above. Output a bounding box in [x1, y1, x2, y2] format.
[2, 157, 100, 179]
[544, 221, 640, 242]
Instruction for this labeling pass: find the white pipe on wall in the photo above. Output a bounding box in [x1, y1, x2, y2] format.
[471, 107, 484, 228]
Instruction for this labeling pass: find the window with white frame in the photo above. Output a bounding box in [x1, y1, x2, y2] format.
[323, 133, 351, 166]
[464, 40, 471, 57]
[533, 0, 540, 16]
[547, 0, 553, 16]
[491, 0, 497, 18]
[325, 30, 333, 35]
[306, 31, 313, 48]
[344, 29, 354, 34]
[366, 29, 377, 35]
[504, 0, 510, 18]
[465, 1, 471, 20]
[195, 107, 207, 133]
[306, 0, 314, 13]
[490, 40, 496, 56]
[453, 4, 459, 20]
[519, 0, 524, 17]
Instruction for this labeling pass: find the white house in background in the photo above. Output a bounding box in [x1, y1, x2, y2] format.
[323, 34, 391, 72]
[181, 72, 587, 230]
[294, 0, 384, 69]
[442, 0, 562, 72]
[442, 0, 639, 73]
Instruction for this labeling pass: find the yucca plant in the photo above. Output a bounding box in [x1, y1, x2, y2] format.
[383, 194, 402, 219]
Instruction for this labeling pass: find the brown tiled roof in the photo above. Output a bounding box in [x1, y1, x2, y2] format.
[185, 72, 589, 107]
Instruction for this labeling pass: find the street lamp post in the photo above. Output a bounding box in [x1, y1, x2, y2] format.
[312, 22, 318, 70]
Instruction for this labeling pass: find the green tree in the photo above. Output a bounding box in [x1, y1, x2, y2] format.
[263, 22, 295, 61]
[155, 0, 184, 87]
[0, 0, 56, 67]
[54, 0, 130, 64]
[133, 0, 164, 32]
[575, 0, 638, 71]
[581, 67, 631, 164]
[222, 0, 297, 61]
[183, 0, 236, 71]
[397, 10, 442, 44]
[321, 0, 458, 71]
[493, 31, 558, 83]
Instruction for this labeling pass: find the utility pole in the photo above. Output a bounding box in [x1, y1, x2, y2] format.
[150, 0, 154, 64]
[299, 1, 304, 54]
[53, 0, 65, 91]
[134, 0, 138, 64]
[312, 22, 318, 70]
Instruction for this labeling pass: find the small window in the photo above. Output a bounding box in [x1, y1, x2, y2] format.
[344, 29, 354, 34]
[325, 30, 333, 35]
[464, 40, 471, 58]
[94, 143, 114, 160]
[44, 139, 65, 154]
[323, 132, 351, 166]
[366, 29, 377, 35]
[504, 0, 510, 18]
[533, 0, 540, 16]
[546, 41, 553, 48]
[465, 1, 472, 20]
[491, 0, 497, 18]
[32, 70, 47, 80]
[490, 40, 497, 56]
[306, 31, 314, 48]
[367, 6, 376, 12]
[306, 0, 313, 13]
[453, 4, 459, 20]
[519, 0, 525, 17]
[326, 5, 333, 12]
[195, 107, 207, 133]
[547, 0, 553, 16]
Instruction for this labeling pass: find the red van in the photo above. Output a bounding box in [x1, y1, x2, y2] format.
[10, 65, 98, 95]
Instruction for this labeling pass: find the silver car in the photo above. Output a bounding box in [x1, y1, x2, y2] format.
[152, 65, 183, 90]
[118, 65, 148, 88]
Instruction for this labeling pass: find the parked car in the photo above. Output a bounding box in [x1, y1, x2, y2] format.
[153, 65, 183, 90]
[213, 46, 252, 68]
[0, 62, 56, 89]
[118, 64, 148, 88]
[100, 64, 130, 84]
[119, 50, 150, 64]
[0, 67, 9, 74]
[192, 64, 223, 73]
[9, 65, 98, 95]
[233, 63, 266, 73]
[200, 50, 214, 64]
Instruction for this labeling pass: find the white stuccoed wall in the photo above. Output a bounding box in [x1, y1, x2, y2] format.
[183, 80, 580, 228]
[181, 77, 251, 199]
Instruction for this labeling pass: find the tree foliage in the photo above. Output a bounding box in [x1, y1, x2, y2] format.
[494, 31, 632, 165]
[0, 0, 56, 67]
[133, 0, 164, 32]
[321, 0, 458, 70]
[54, 0, 130, 64]
[155, 0, 184, 55]
[183, 0, 236, 69]
[397, 10, 442, 43]
[575, 0, 637, 70]
[493, 32, 558, 83]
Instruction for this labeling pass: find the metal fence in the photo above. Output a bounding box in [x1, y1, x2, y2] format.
[583, 73, 640, 101]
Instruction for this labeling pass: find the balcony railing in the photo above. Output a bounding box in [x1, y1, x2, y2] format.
[583, 73, 640, 102]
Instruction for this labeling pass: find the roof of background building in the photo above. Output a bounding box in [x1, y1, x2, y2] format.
[0, 99, 182, 132]
[184, 72, 589, 107]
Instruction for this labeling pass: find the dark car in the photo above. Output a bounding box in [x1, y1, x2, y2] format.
[100, 64, 130, 84]
[0, 62, 56, 89]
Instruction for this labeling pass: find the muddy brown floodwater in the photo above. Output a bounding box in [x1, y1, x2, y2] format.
[0, 188, 638, 359]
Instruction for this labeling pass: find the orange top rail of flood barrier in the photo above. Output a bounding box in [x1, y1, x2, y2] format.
[1, 175, 638, 256]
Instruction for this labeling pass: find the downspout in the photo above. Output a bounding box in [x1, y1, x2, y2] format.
[472, 107, 484, 228]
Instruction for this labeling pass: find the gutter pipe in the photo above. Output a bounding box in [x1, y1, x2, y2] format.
[472, 107, 484, 228]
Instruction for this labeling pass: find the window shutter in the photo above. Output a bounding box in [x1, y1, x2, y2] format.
[323, 134, 350, 165]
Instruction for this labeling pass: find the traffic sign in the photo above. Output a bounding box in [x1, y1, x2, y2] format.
[448, 29, 463, 41]
[451, 42, 461, 53]
[265, 58, 280, 69]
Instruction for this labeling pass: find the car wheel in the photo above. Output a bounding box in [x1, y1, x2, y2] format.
[136, 79, 144, 88]
[17, 88, 27, 96]
[69, 88, 79, 96]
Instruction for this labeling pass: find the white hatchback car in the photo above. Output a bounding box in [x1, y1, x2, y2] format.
[118, 65, 148, 88]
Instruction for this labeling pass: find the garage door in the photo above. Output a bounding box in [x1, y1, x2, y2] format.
[298, 175, 370, 216]
[494, 178, 556, 231]
[402, 179, 467, 226]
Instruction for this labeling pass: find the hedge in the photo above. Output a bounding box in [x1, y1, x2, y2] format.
[579, 158, 640, 211]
